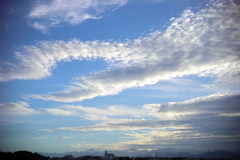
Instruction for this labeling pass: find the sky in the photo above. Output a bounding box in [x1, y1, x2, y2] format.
[0, 0, 240, 156]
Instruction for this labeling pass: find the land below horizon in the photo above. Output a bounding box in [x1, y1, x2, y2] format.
[1, 150, 239, 159]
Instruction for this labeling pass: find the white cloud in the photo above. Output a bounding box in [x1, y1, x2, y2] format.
[58, 119, 188, 132]
[28, 0, 128, 31]
[32, 22, 49, 34]
[0, 101, 41, 115]
[38, 129, 54, 132]
[170, 17, 175, 21]
[70, 143, 82, 148]
[44, 108, 75, 116]
[219, 113, 240, 117]
[59, 137, 72, 139]
[41, 104, 147, 120]
[65, 105, 148, 117]
[82, 114, 111, 121]
[69, 142, 110, 149]
[1, 0, 240, 102]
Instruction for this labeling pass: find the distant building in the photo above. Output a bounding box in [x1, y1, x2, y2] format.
[104, 151, 114, 160]
[61, 155, 74, 160]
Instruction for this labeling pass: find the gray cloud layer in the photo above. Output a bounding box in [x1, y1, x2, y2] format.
[58, 93, 240, 152]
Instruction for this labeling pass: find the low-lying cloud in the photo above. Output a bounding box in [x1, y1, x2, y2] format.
[59, 93, 240, 153]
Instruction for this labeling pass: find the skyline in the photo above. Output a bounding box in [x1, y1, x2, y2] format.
[0, 0, 240, 155]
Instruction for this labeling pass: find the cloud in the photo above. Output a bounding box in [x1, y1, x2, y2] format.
[69, 142, 107, 149]
[70, 143, 82, 148]
[57, 93, 240, 134]
[38, 129, 54, 132]
[0, 101, 41, 115]
[32, 22, 49, 34]
[59, 137, 72, 139]
[170, 17, 175, 21]
[65, 105, 148, 117]
[44, 108, 75, 116]
[1, 0, 240, 102]
[58, 119, 188, 132]
[28, 0, 128, 32]
[143, 93, 240, 120]
[112, 129, 240, 153]
[39, 104, 148, 121]
[58, 93, 240, 153]
[81, 132, 92, 135]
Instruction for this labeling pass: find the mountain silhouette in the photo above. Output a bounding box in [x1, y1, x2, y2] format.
[194, 151, 240, 159]
[0, 150, 48, 160]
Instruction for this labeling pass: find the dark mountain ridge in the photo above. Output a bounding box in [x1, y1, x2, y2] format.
[193, 151, 240, 159]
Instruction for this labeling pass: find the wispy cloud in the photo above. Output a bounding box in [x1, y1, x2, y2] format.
[69, 142, 107, 149]
[65, 105, 148, 117]
[38, 129, 54, 132]
[28, 0, 128, 32]
[59, 137, 72, 139]
[58, 119, 184, 132]
[44, 108, 75, 116]
[32, 22, 49, 34]
[81, 132, 92, 135]
[0, 102, 41, 115]
[41, 104, 148, 121]
[70, 143, 82, 148]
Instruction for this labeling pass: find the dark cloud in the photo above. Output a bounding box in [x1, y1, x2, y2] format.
[59, 94, 240, 153]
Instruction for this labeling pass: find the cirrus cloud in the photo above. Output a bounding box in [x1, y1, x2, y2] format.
[0, 101, 41, 115]
[28, 0, 128, 33]
[38, 129, 54, 132]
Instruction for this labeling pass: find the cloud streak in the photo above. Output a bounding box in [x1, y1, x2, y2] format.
[28, 0, 128, 32]
[59, 137, 72, 139]
[44, 108, 75, 116]
[0, 102, 41, 116]
[65, 105, 148, 117]
[42, 104, 148, 119]
[38, 129, 54, 132]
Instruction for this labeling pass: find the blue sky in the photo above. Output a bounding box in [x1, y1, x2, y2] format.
[0, 0, 240, 156]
